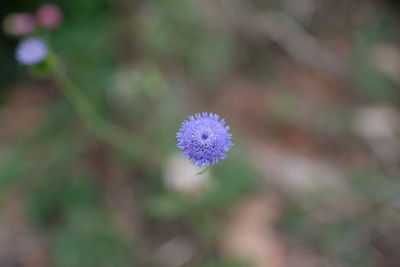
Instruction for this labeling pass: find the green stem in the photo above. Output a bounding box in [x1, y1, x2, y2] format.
[49, 55, 139, 156]
[196, 165, 211, 175]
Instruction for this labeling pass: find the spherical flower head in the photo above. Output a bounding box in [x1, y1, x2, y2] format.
[15, 37, 49, 65]
[36, 4, 63, 30]
[177, 113, 233, 167]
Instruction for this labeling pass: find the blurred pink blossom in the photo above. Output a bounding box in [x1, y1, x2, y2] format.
[3, 13, 35, 36]
[36, 4, 63, 30]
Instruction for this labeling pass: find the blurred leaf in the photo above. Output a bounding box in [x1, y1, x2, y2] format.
[0, 146, 26, 193]
[352, 13, 397, 100]
[52, 208, 131, 267]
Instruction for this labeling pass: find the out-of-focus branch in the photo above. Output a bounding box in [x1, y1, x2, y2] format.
[242, 11, 348, 76]
[205, 0, 349, 77]
[50, 56, 143, 159]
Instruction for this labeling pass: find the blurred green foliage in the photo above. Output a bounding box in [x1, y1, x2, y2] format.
[139, 0, 236, 86]
[352, 12, 398, 100]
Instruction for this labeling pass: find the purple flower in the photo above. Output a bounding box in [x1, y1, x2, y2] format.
[15, 37, 48, 65]
[177, 112, 233, 167]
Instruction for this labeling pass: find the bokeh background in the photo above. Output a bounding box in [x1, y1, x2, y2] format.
[1, 0, 400, 266]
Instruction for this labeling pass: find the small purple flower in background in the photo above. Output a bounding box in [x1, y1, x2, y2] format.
[3, 13, 35, 36]
[15, 37, 49, 65]
[36, 4, 63, 30]
[177, 112, 233, 167]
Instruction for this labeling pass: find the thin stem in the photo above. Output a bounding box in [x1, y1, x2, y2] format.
[196, 165, 211, 175]
[49, 56, 139, 156]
